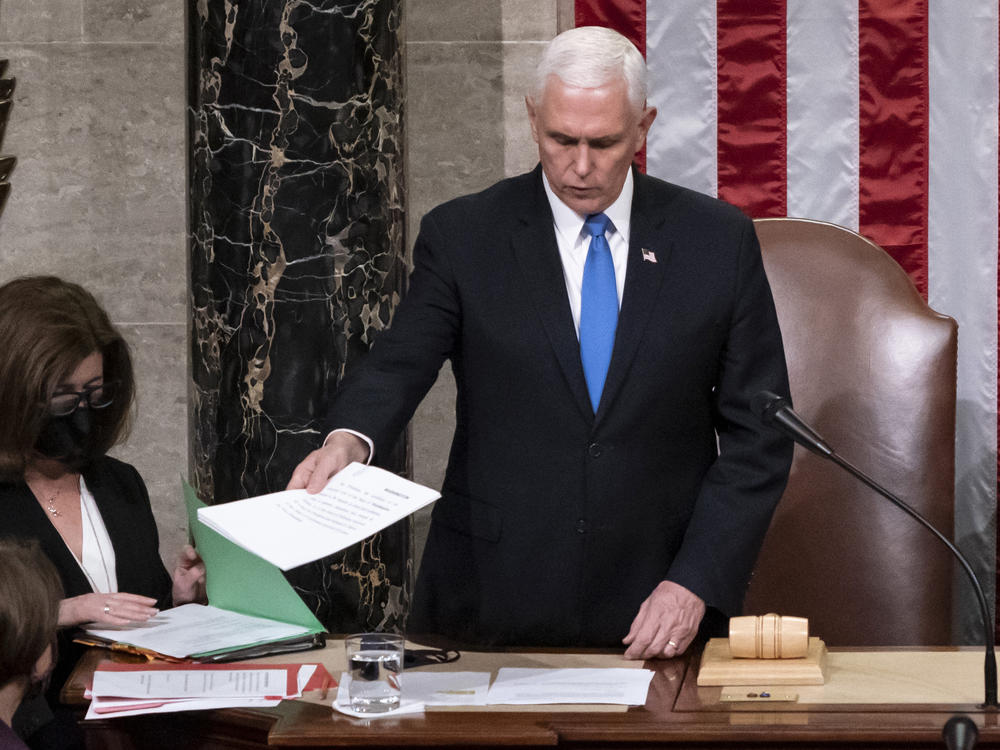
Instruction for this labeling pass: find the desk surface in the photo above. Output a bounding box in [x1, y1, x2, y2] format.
[66, 642, 1000, 749]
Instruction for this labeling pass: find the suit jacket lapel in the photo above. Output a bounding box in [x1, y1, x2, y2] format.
[511, 170, 594, 423]
[8, 480, 94, 596]
[596, 173, 673, 424]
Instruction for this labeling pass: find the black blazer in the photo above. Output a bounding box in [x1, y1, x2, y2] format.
[1, 456, 171, 605]
[330, 166, 793, 647]
[1, 456, 171, 691]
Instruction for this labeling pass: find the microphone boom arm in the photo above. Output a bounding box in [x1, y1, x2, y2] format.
[753, 391, 998, 709]
[827, 449, 998, 708]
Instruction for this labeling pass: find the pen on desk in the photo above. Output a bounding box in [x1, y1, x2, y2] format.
[319, 674, 331, 700]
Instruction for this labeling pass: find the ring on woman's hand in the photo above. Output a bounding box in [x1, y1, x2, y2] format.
[667, 639, 678, 648]
[104, 604, 111, 615]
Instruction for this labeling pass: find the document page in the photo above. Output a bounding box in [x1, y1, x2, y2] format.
[197, 462, 440, 570]
[85, 603, 312, 659]
[486, 668, 654, 705]
[400, 671, 492, 706]
[85, 695, 281, 720]
[84, 662, 325, 719]
[92, 668, 291, 699]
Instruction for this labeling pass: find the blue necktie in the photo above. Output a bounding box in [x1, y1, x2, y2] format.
[579, 213, 618, 413]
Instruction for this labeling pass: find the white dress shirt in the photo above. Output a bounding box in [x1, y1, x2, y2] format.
[542, 169, 632, 335]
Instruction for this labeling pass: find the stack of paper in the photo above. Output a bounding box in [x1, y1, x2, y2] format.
[485, 667, 654, 705]
[85, 603, 317, 661]
[87, 604, 320, 659]
[80, 481, 332, 664]
[85, 661, 333, 719]
[331, 668, 655, 718]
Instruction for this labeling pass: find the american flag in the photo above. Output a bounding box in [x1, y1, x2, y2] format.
[575, 0, 998, 641]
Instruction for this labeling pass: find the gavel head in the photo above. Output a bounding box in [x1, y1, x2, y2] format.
[729, 614, 809, 659]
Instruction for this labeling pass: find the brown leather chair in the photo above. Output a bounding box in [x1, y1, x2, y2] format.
[742, 217, 958, 645]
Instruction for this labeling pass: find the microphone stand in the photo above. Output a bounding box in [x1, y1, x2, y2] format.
[756, 392, 998, 708]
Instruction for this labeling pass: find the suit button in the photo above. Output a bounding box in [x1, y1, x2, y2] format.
[588, 442, 602, 458]
[576, 519, 587, 534]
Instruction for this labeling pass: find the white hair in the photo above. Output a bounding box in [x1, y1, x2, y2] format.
[532, 26, 647, 112]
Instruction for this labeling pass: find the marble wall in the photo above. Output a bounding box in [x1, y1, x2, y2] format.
[0, 0, 189, 567]
[0, 0, 568, 593]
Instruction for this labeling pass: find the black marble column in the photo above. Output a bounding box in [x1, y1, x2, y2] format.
[187, 0, 410, 632]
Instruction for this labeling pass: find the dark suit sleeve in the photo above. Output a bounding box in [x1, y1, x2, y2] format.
[327, 211, 461, 457]
[665, 219, 793, 616]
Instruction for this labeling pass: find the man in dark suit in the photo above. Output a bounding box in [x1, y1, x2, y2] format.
[289, 26, 793, 659]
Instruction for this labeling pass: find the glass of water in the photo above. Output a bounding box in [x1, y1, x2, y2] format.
[344, 632, 405, 713]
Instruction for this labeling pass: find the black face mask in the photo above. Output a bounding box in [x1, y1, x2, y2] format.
[35, 407, 97, 469]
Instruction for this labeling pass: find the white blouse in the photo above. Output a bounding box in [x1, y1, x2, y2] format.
[76, 475, 118, 593]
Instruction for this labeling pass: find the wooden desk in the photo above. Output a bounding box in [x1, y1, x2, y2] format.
[65, 643, 1000, 749]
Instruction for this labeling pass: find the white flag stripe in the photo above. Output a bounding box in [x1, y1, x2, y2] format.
[927, 1, 999, 642]
[786, 0, 859, 229]
[645, 0, 717, 196]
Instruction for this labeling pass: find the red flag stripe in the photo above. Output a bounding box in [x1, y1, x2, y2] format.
[573, 0, 647, 173]
[716, 0, 788, 218]
[858, 0, 929, 299]
[574, 0, 645, 56]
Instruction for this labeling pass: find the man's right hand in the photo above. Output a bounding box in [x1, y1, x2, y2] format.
[286, 431, 370, 493]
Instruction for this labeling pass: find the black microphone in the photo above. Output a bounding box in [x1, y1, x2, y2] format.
[752, 391, 999, 709]
[943, 715, 978, 750]
[749, 391, 833, 457]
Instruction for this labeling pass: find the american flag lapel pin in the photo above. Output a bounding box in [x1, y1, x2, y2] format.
[641, 248, 657, 263]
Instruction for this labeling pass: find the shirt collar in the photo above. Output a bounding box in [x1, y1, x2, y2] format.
[542, 168, 634, 245]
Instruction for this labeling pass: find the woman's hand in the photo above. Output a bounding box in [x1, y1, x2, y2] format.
[58, 592, 159, 627]
[171, 544, 207, 605]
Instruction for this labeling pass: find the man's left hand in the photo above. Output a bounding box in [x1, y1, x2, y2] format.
[622, 580, 705, 659]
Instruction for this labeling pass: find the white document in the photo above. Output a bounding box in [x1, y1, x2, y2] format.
[84, 603, 312, 659]
[197, 462, 440, 570]
[486, 668, 654, 705]
[84, 663, 317, 719]
[400, 671, 492, 706]
[92, 668, 291, 699]
[85, 695, 281, 720]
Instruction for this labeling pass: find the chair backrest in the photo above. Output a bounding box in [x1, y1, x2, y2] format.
[742, 218, 958, 645]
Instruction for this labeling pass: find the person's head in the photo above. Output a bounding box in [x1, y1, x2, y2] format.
[526, 26, 657, 216]
[0, 276, 135, 479]
[0, 539, 62, 702]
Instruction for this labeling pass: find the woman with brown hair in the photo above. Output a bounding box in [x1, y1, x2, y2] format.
[0, 276, 203, 747]
[0, 539, 62, 750]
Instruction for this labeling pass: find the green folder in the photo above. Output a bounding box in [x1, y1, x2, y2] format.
[183, 479, 325, 658]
